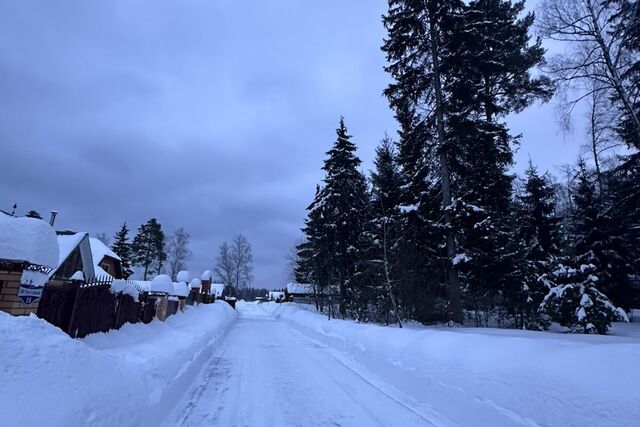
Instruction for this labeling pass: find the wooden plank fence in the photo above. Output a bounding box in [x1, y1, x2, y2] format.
[37, 275, 158, 338]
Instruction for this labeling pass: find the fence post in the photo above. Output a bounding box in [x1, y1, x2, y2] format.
[66, 282, 81, 338]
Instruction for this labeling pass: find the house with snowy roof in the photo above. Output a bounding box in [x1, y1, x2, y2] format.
[48, 231, 95, 283]
[89, 237, 123, 279]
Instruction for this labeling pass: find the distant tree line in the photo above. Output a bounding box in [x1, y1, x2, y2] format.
[214, 234, 254, 292]
[294, 0, 639, 334]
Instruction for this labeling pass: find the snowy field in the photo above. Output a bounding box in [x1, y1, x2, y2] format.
[2, 301, 639, 427]
[0, 303, 237, 426]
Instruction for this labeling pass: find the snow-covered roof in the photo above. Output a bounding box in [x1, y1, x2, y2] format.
[0, 215, 59, 268]
[51, 232, 95, 280]
[201, 270, 212, 280]
[286, 283, 315, 295]
[189, 278, 202, 289]
[89, 238, 120, 263]
[177, 270, 191, 282]
[210, 283, 224, 297]
[173, 281, 190, 298]
[150, 274, 173, 294]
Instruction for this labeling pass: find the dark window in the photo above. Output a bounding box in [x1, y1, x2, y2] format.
[54, 247, 83, 280]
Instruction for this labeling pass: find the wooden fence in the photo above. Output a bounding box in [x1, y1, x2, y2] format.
[37, 276, 158, 338]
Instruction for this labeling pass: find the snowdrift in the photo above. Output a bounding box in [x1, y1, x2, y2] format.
[1, 303, 237, 427]
[259, 302, 640, 427]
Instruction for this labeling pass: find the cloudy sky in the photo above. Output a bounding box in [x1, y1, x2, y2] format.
[0, 0, 585, 289]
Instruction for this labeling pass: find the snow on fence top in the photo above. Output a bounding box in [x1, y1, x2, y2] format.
[110, 280, 140, 301]
[150, 274, 174, 294]
[189, 278, 202, 289]
[176, 270, 191, 283]
[173, 282, 190, 298]
[0, 215, 59, 268]
[201, 270, 212, 280]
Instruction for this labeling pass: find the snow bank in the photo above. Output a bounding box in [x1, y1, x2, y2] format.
[257, 302, 640, 427]
[1, 304, 237, 427]
[0, 215, 59, 267]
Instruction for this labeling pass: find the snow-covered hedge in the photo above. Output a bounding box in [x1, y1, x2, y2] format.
[259, 302, 640, 427]
[1, 303, 237, 426]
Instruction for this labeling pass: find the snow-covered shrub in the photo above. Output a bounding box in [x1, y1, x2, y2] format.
[538, 262, 628, 334]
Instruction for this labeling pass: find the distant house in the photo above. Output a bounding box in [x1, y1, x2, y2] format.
[49, 232, 95, 282]
[269, 291, 285, 301]
[89, 237, 123, 279]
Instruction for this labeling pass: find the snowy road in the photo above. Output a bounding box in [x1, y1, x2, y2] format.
[167, 304, 445, 427]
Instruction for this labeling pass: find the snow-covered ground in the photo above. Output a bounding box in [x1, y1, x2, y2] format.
[0, 303, 237, 426]
[3, 300, 639, 426]
[170, 301, 638, 427]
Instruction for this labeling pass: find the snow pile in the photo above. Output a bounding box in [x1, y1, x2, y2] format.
[150, 274, 173, 294]
[201, 270, 212, 280]
[70, 271, 85, 281]
[1, 303, 237, 427]
[176, 270, 191, 282]
[258, 302, 640, 427]
[0, 215, 59, 267]
[172, 281, 190, 298]
[189, 277, 202, 289]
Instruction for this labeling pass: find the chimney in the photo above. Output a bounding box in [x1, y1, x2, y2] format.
[49, 211, 58, 227]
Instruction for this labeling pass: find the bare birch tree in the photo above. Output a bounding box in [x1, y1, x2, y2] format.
[166, 227, 193, 280]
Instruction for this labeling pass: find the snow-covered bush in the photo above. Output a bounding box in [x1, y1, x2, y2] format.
[538, 262, 628, 334]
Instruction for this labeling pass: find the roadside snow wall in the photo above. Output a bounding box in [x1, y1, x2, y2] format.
[261, 302, 640, 427]
[1, 303, 237, 427]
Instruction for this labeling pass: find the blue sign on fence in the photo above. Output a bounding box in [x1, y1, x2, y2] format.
[17, 270, 47, 305]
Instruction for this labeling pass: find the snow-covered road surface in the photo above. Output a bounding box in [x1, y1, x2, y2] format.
[167, 304, 446, 427]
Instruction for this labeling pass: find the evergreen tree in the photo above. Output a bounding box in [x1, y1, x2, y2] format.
[111, 222, 133, 279]
[571, 162, 635, 310]
[299, 118, 368, 317]
[131, 218, 166, 280]
[357, 137, 404, 325]
[538, 261, 628, 334]
[509, 162, 560, 329]
[25, 210, 42, 219]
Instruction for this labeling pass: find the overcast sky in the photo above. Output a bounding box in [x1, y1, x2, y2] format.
[0, 0, 586, 289]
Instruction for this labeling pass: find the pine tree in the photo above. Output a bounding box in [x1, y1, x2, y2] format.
[509, 162, 560, 329]
[131, 218, 166, 280]
[539, 262, 628, 334]
[357, 137, 404, 325]
[571, 162, 635, 310]
[300, 118, 368, 317]
[25, 210, 42, 219]
[111, 222, 133, 279]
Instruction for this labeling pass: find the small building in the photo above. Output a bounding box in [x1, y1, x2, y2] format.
[49, 232, 95, 283]
[89, 237, 123, 279]
[210, 283, 225, 299]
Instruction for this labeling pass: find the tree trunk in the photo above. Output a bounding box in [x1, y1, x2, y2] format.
[428, 12, 464, 325]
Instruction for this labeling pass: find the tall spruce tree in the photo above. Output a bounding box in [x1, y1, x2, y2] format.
[357, 137, 404, 325]
[300, 118, 368, 317]
[111, 222, 133, 279]
[571, 161, 635, 309]
[383, 0, 552, 324]
[131, 218, 166, 280]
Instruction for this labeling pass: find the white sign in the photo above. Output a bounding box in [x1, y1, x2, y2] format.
[17, 270, 48, 305]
